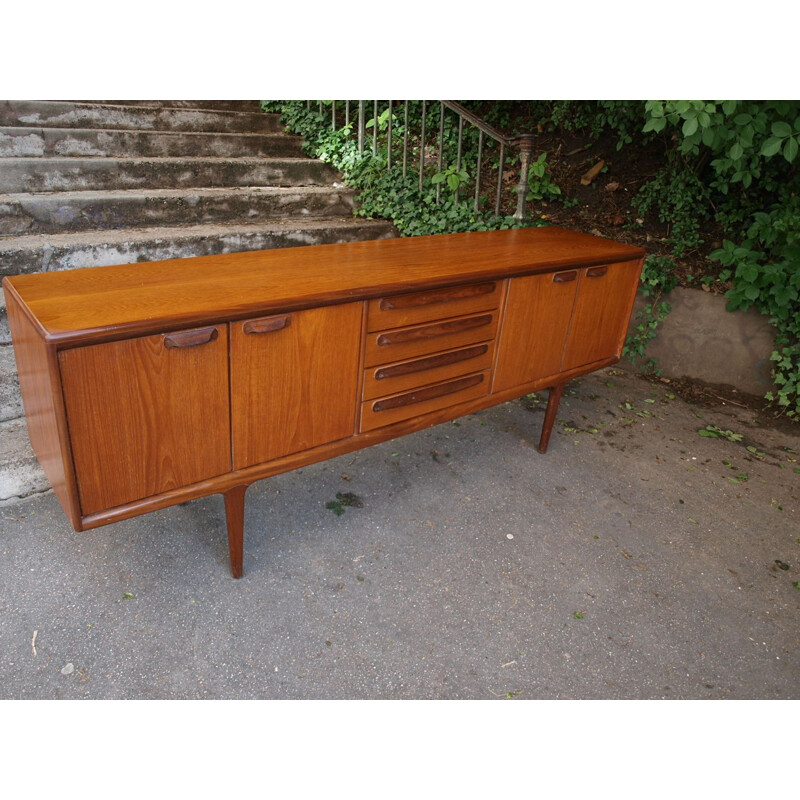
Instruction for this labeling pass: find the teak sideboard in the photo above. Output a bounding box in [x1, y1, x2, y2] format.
[3, 227, 645, 577]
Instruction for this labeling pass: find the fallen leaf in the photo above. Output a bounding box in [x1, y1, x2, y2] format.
[581, 159, 605, 186]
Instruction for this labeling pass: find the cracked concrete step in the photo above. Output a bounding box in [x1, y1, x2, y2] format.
[0, 417, 48, 504]
[78, 100, 263, 112]
[0, 127, 305, 159]
[0, 156, 340, 194]
[0, 186, 356, 236]
[0, 102, 282, 134]
[0, 216, 398, 276]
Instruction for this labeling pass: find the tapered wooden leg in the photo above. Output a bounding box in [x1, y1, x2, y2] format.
[224, 484, 248, 578]
[537, 383, 565, 454]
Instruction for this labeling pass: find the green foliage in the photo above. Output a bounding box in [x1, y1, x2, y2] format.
[632, 157, 708, 256]
[270, 100, 538, 237]
[432, 163, 470, 194]
[710, 194, 800, 416]
[526, 152, 562, 201]
[622, 256, 677, 373]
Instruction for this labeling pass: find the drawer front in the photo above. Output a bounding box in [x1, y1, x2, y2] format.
[364, 310, 498, 367]
[363, 342, 494, 401]
[367, 280, 502, 332]
[360, 371, 489, 432]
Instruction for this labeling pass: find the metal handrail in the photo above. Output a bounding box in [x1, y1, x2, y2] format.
[317, 100, 536, 222]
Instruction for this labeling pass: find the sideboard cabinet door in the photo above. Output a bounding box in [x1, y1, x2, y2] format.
[59, 325, 231, 515]
[231, 302, 362, 469]
[561, 261, 642, 372]
[493, 269, 579, 393]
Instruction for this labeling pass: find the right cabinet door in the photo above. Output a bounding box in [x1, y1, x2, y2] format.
[561, 260, 642, 372]
[493, 260, 641, 393]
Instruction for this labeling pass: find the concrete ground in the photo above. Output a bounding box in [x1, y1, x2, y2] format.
[0, 366, 797, 700]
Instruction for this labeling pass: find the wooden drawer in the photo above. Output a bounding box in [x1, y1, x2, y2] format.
[367, 280, 501, 332]
[363, 341, 494, 401]
[360, 370, 489, 432]
[364, 310, 499, 367]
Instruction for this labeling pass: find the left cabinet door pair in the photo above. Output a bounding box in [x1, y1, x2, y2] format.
[60, 303, 362, 516]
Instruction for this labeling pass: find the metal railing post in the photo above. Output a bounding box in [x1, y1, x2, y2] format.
[514, 134, 536, 222]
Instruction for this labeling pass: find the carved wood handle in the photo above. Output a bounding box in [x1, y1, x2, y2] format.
[242, 314, 292, 335]
[552, 270, 578, 283]
[586, 265, 608, 278]
[163, 327, 219, 348]
[380, 282, 496, 311]
[377, 314, 493, 347]
[375, 344, 489, 380]
[372, 374, 484, 413]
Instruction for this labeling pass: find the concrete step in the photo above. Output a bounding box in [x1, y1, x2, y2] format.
[0, 417, 48, 503]
[0, 186, 356, 236]
[0, 156, 340, 194]
[0, 343, 21, 421]
[0, 101, 281, 133]
[0, 127, 304, 159]
[0, 216, 397, 276]
[79, 100, 264, 112]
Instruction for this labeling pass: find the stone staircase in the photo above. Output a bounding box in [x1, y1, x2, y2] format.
[0, 100, 397, 503]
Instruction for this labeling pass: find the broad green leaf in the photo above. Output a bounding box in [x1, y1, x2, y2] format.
[722, 100, 738, 115]
[761, 137, 783, 156]
[683, 117, 698, 137]
[783, 136, 799, 163]
[729, 142, 744, 160]
[771, 120, 792, 138]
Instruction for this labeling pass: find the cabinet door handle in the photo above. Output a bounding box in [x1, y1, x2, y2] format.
[163, 327, 219, 349]
[586, 265, 608, 278]
[552, 270, 578, 283]
[243, 314, 292, 335]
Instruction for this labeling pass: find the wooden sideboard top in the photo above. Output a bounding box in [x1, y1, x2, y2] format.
[3, 226, 645, 345]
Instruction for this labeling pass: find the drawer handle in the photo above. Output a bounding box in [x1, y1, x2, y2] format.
[375, 344, 489, 381]
[586, 265, 608, 278]
[163, 327, 219, 349]
[380, 282, 496, 311]
[243, 314, 292, 335]
[377, 314, 493, 347]
[552, 270, 578, 283]
[372, 374, 485, 413]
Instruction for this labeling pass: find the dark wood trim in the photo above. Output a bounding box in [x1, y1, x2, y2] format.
[242, 314, 292, 335]
[379, 281, 496, 310]
[374, 344, 489, 381]
[372, 374, 485, 413]
[377, 314, 493, 346]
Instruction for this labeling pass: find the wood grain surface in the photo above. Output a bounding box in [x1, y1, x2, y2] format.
[59, 325, 231, 514]
[4, 227, 644, 345]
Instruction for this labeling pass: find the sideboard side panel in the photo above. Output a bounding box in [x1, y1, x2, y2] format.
[3, 285, 82, 526]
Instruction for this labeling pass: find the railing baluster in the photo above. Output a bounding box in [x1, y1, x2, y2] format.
[418, 100, 427, 193]
[332, 101, 336, 131]
[514, 134, 535, 222]
[387, 100, 392, 169]
[474, 130, 484, 213]
[358, 101, 365, 153]
[437, 102, 445, 205]
[455, 116, 464, 204]
[345, 101, 350, 128]
[373, 100, 378, 156]
[403, 101, 409, 179]
[495, 141, 505, 217]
